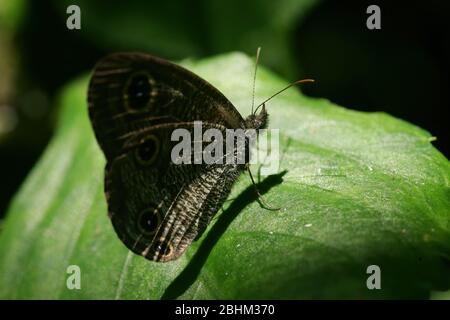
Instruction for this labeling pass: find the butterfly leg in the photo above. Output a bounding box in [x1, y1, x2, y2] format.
[247, 166, 280, 211]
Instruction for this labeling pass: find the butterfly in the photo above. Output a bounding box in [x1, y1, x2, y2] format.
[88, 50, 312, 262]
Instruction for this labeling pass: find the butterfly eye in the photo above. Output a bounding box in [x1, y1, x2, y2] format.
[153, 238, 173, 258]
[135, 135, 160, 166]
[124, 72, 154, 110]
[138, 206, 161, 235]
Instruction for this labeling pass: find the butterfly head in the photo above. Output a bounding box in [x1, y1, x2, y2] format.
[245, 103, 268, 130]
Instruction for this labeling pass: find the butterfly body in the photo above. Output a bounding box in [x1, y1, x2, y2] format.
[88, 53, 267, 262]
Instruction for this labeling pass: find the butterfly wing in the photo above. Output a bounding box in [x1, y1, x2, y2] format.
[105, 124, 242, 261]
[88, 52, 245, 160]
[88, 53, 246, 261]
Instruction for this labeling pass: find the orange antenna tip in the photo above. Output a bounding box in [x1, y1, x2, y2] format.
[295, 79, 315, 84]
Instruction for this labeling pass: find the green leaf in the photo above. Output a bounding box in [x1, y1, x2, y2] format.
[0, 52, 449, 299]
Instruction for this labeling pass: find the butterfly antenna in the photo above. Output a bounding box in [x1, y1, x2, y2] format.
[247, 167, 280, 211]
[251, 47, 262, 115]
[254, 78, 315, 114]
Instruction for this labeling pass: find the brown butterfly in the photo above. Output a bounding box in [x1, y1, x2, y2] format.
[88, 51, 312, 262]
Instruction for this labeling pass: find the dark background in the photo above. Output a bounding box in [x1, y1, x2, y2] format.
[0, 0, 449, 217]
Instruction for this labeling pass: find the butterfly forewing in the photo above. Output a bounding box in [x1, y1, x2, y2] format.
[88, 52, 245, 160]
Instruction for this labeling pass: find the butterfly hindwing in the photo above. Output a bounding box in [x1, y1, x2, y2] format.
[105, 124, 242, 261]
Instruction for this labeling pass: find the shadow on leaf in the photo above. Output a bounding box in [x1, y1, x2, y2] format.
[162, 170, 287, 299]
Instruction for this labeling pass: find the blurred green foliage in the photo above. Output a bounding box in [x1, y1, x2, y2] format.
[51, 0, 319, 77]
[0, 0, 26, 30]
